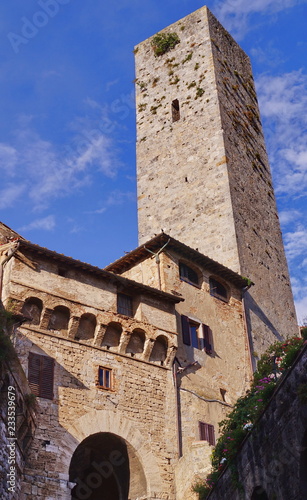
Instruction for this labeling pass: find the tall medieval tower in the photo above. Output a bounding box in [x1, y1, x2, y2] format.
[134, 6, 298, 355]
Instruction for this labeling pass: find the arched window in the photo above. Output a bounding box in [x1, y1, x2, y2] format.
[149, 335, 168, 364]
[126, 329, 146, 355]
[179, 262, 200, 286]
[102, 322, 122, 348]
[22, 297, 43, 325]
[209, 277, 228, 302]
[48, 306, 70, 333]
[76, 313, 96, 341]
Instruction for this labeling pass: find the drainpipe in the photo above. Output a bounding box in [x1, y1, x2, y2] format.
[0, 241, 20, 301]
[241, 283, 255, 374]
[144, 238, 170, 291]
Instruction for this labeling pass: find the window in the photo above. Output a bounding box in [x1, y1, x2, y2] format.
[209, 277, 228, 302]
[179, 262, 199, 286]
[172, 99, 180, 122]
[181, 316, 212, 353]
[97, 367, 112, 390]
[28, 353, 54, 400]
[117, 293, 133, 317]
[199, 422, 215, 446]
[48, 305, 70, 332]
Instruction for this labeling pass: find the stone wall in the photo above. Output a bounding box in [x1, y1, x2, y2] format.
[0, 356, 36, 500]
[207, 344, 307, 500]
[120, 246, 252, 500]
[134, 6, 298, 356]
[1, 246, 181, 499]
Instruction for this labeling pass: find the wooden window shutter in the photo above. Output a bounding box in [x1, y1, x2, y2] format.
[199, 422, 215, 446]
[28, 353, 41, 396]
[28, 353, 54, 400]
[181, 315, 191, 346]
[41, 356, 54, 399]
[208, 424, 215, 446]
[203, 324, 212, 354]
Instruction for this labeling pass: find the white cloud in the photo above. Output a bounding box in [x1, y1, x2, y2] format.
[279, 209, 302, 226]
[256, 70, 307, 196]
[0, 184, 26, 209]
[19, 215, 56, 232]
[284, 225, 307, 261]
[214, 0, 305, 38]
[0, 108, 121, 211]
[0, 143, 17, 175]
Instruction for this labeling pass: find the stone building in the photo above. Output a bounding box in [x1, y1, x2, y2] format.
[0, 5, 299, 500]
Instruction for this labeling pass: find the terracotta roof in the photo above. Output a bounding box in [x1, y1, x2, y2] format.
[17, 239, 183, 304]
[105, 233, 251, 289]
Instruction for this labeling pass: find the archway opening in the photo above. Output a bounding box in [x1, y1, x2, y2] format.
[300, 428, 307, 497]
[69, 432, 147, 500]
[251, 486, 269, 500]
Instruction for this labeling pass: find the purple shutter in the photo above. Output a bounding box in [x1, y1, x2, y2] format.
[199, 422, 215, 445]
[208, 424, 215, 446]
[181, 315, 191, 346]
[203, 324, 212, 354]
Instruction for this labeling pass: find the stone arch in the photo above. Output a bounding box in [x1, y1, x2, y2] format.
[22, 297, 43, 325]
[65, 409, 163, 497]
[149, 335, 168, 365]
[69, 432, 147, 500]
[126, 328, 145, 355]
[76, 313, 96, 341]
[48, 305, 70, 333]
[102, 322, 122, 348]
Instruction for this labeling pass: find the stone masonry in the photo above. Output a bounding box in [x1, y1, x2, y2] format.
[134, 6, 298, 356]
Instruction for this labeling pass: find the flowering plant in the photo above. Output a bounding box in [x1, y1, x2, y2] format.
[192, 335, 305, 499]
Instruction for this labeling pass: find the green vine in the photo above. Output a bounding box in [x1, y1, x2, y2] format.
[192, 336, 305, 499]
[151, 32, 180, 57]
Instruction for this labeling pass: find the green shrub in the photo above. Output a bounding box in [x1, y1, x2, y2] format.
[151, 32, 180, 56]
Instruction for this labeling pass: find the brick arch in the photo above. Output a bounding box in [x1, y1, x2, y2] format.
[65, 409, 164, 495]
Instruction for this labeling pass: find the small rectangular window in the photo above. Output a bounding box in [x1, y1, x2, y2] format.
[181, 316, 212, 353]
[172, 99, 180, 122]
[98, 367, 112, 390]
[117, 293, 133, 317]
[28, 353, 54, 400]
[199, 422, 215, 446]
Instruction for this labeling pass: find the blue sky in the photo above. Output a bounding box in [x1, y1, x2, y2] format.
[0, 0, 306, 322]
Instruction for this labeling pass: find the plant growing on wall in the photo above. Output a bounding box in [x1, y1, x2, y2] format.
[151, 32, 180, 56]
[192, 335, 305, 499]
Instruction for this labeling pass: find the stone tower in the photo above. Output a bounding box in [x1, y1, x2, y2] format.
[134, 6, 298, 355]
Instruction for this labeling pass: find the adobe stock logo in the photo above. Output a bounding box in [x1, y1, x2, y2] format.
[72, 450, 126, 500]
[8, 0, 71, 54]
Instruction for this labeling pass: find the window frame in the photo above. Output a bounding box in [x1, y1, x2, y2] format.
[97, 366, 113, 390]
[209, 277, 229, 302]
[117, 292, 133, 317]
[181, 315, 212, 353]
[199, 421, 215, 446]
[179, 262, 200, 287]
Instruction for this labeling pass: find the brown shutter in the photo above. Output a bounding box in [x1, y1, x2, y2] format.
[28, 353, 41, 396]
[199, 422, 215, 446]
[181, 315, 191, 346]
[208, 424, 215, 446]
[28, 353, 54, 400]
[203, 324, 212, 354]
[40, 356, 54, 400]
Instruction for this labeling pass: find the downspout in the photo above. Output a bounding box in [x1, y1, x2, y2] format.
[144, 238, 170, 291]
[173, 359, 183, 458]
[241, 283, 255, 374]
